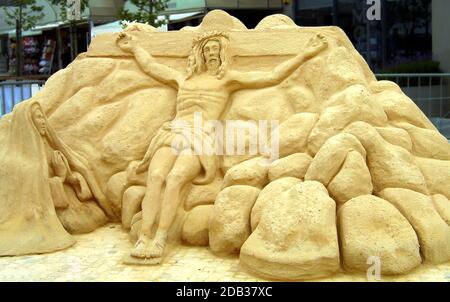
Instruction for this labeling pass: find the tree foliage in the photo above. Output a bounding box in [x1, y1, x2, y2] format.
[2, 0, 44, 30]
[119, 0, 169, 28]
[48, 0, 89, 21]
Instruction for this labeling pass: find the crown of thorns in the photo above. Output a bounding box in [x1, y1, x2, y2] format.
[192, 30, 229, 45]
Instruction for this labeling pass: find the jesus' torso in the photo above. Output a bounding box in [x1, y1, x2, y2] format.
[174, 73, 232, 122]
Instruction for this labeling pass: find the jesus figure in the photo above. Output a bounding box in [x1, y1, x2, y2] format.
[116, 30, 328, 260]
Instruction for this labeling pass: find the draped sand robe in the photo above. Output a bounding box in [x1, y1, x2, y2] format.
[140, 120, 218, 185]
[0, 101, 111, 256]
[44, 146, 108, 235]
[40, 105, 118, 221]
[0, 101, 75, 256]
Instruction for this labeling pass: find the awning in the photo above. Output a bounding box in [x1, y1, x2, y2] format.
[32, 21, 66, 31]
[166, 11, 204, 23]
[7, 30, 43, 38]
[3, 21, 66, 38]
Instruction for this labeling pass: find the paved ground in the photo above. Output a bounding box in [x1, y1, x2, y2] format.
[1, 224, 449, 282]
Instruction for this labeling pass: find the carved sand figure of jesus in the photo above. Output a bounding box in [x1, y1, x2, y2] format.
[116, 30, 328, 260]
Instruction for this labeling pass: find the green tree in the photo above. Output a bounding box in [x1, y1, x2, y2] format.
[2, 0, 44, 31]
[48, 0, 89, 21]
[3, 0, 45, 76]
[119, 0, 169, 28]
[48, 0, 90, 62]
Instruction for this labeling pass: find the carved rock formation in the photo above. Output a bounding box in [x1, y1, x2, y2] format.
[209, 185, 260, 255]
[182, 205, 213, 246]
[250, 177, 302, 231]
[268, 153, 312, 181]
[379, 188, 450, 263]
[241, 181, 340, 280]
[338, 195, 421, 274]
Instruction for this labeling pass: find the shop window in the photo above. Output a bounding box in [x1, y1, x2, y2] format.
[295, 0, 432, 71]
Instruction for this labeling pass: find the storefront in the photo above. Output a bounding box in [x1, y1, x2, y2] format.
[293, 0, 434, 72]
[0, 0, 121, 77]
[0, 34, 9, 74]
[0, 24, 92, 77]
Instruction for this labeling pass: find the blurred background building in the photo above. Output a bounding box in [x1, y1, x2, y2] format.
[1, 0, 449, 75]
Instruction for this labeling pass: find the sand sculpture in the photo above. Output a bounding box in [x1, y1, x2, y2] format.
[0, 10, 449, 280]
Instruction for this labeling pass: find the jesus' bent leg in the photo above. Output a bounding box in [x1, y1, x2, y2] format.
[146, 151, 202, 258]
[131, 147, 177, 258]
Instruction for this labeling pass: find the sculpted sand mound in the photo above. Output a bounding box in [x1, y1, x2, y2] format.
[241, 181, 340, 280]
[0, 10, 449, 280]
[338, 195, 422, 274]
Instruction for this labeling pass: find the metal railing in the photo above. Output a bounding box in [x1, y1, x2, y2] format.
[0, 80, 45, 116]
[375, 73, 450, 139]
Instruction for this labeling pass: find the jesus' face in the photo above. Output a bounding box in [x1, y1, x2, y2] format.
[202, 39, 221, 72]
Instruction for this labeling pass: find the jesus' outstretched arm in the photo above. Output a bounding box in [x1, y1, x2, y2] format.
[116, 32, 183, 89]
[227, 33, 328, 91]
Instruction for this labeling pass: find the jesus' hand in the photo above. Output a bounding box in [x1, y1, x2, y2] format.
[116, 32, 135, 53]
[303, 33, 328, 59]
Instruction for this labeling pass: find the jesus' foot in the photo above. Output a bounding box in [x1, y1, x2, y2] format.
[145, 231, 168, 258]
[131, 234, 150, 258]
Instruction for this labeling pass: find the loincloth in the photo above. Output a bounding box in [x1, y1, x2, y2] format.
[146, 120, 218, 185]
